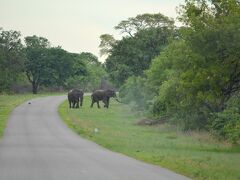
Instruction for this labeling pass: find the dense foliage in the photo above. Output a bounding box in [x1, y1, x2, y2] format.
[65, 52, 107, 91]
[0, 30, 105, 94]
[148, 0, 240, 140]
[104, 1, 240, 143]
[103, 13, 175, 87]
[0, 29, 25, 92]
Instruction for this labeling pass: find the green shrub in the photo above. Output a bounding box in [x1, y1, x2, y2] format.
[224, 120, 240, 144]
[211, 95, 240, 144]
[119, 76, 152, 111]
[211, 110, 240, 143]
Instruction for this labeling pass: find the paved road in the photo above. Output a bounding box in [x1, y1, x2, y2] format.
[0, 95, 189, 180]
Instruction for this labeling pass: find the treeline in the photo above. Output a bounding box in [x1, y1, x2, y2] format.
[101, 0, 240, 143]
[0, 29, 106, 94]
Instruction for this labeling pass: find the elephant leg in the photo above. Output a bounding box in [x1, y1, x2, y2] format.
[103, 99, 106, 107]
[80, 97, 83, 107]
[73, 101, 77, 108]
[103, 98, 109, 108]
[97, 101, 100, 108]
[103, 99, 107, 108]
[106, 98, 109, 108]
[76, 100, 80, 108]
[69, 100, 72, 108]
[91, 100, 94, 108]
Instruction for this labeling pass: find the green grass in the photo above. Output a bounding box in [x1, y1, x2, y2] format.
[59, 96, 240, 180]
[0, 93, 63, 137]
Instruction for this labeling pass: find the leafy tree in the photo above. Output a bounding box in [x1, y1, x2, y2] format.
[70, 53, 88, 78]
[24, 35, 50, 94]
[40, 48, 86, 88]
[105, 15, 175, 87]
[77, 52, 99, 65]
[99, 34, 116, 57]
[25, 35, 86, 94]
[65, 52, 106, 91]
[115, 13, 174, 37]
[146, 40, 208, 128]
[0, 28, 25, 92]
[101, 13, 175, 87]
[178, 0, 240, 112]
[144, 0, 240, 131]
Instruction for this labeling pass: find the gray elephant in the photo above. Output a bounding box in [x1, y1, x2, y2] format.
[91, 89, 117, 108]
[68, 89, 84, 108]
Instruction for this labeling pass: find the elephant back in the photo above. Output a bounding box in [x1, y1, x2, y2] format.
[91, 90, 105, 99]
[91, 89, 115, 100]
[68, 89, 84, 100]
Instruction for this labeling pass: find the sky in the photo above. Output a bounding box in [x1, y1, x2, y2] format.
[0, 0, 184, 62]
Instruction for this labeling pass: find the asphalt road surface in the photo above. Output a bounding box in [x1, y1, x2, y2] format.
[0, 95, 189, 180]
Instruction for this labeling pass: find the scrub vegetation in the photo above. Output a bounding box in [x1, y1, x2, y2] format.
[101, 0, 240, 143]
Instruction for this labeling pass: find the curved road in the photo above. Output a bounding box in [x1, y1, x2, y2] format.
[0, 95, 189, 180]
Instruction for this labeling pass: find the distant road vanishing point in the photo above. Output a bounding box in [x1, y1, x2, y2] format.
[0, 95, 189, 180]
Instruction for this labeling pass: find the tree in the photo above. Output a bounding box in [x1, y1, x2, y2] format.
[105, 25, 174, 87]
[144, 0, 240, 130]
[146, 40, 207, 128]
[40, 48, 86, 88]
[0, 28, 25, 92]
[99, 34, 116, 57]
[25, 35, 50, 94]
[178, 0, 240, 112]
[25, 35, 86, 94]
[115, 13, 174, 37]
[65, 52, 106, 91]
[103, 13, 175, 87]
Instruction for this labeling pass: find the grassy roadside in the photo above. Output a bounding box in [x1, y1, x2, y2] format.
[0, 93, 63, 137]
[59, 96, 240, 180]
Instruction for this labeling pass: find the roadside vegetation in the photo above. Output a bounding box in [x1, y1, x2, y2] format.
[59, 96, 240, 180]
[101, 0, 240, 143]
[0, 28, 106, 94]
[1, 0, 239, 143]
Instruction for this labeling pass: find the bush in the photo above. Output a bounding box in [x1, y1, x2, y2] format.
[210, 95, 240, 144]
[119, 76, 152, 111]
[211, 110, 240, 144]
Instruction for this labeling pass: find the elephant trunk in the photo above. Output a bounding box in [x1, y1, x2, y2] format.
[114, 97, 123, 103]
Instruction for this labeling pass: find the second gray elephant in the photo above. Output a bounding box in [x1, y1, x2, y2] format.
[68, 89, 84, 108]
[91, 89, 117, 108]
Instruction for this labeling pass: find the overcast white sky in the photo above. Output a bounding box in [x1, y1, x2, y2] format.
[0, 0, 184, 62]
